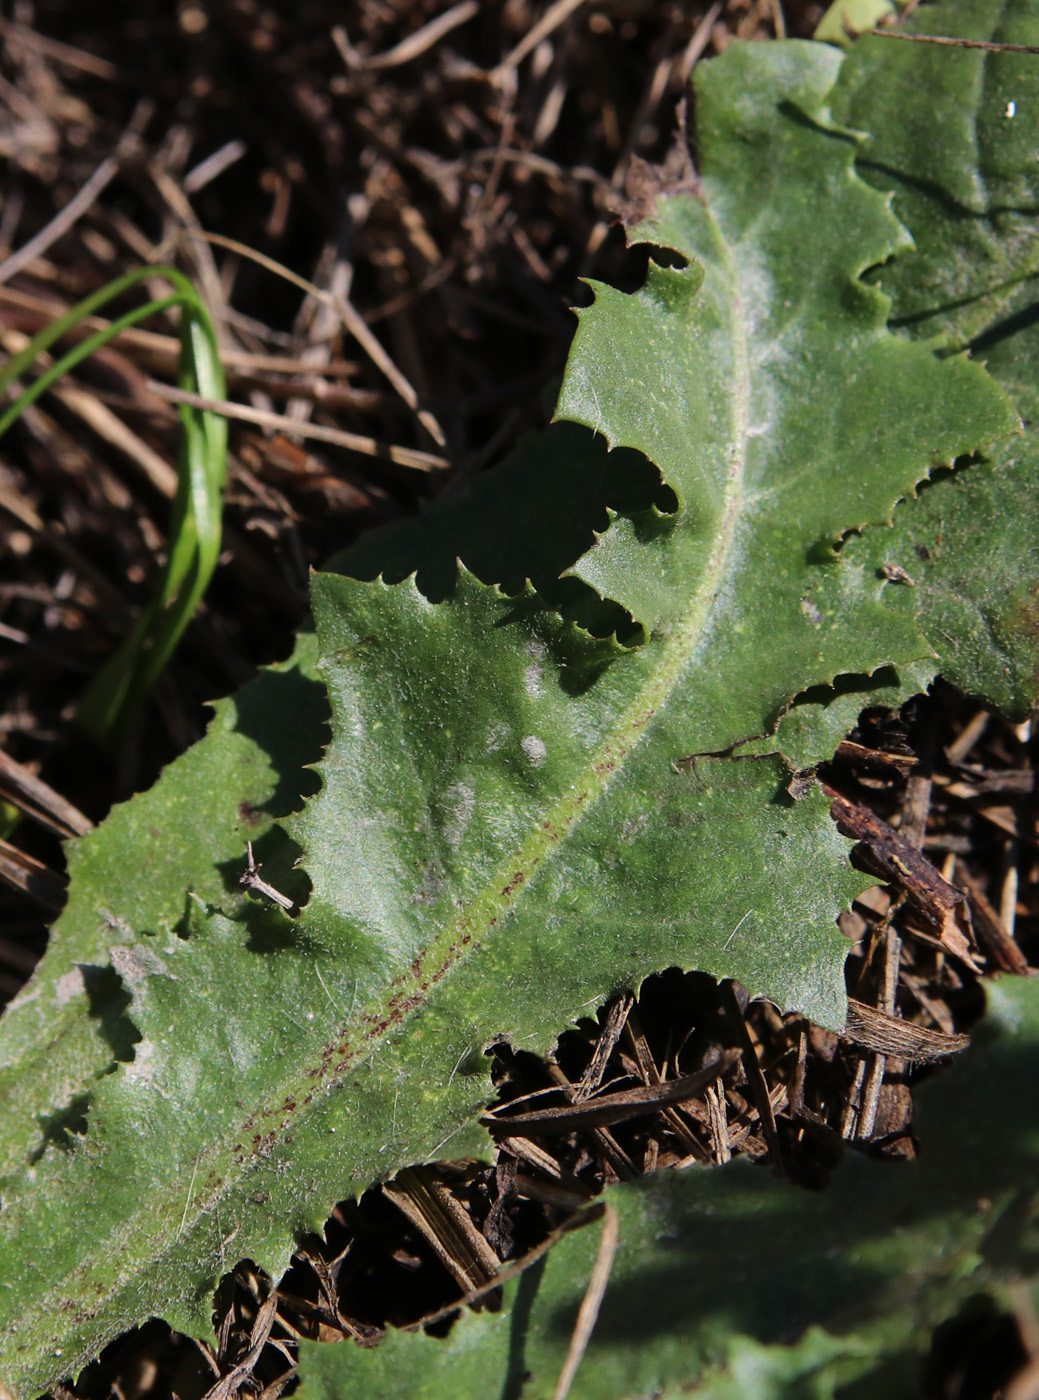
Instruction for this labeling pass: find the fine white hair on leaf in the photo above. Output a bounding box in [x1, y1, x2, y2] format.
[524, 663, 544, 699]
[442, 781, 476, 849]
[486, 721, 509, 751]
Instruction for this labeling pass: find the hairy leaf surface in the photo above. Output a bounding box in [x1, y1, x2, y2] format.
[835, 0, 1039, 347]
[832, 0, 1039, 715]
[0, 39, 1017, 1398]
[296, 976, 1039, 1400]
[0, 637, 326, 1181]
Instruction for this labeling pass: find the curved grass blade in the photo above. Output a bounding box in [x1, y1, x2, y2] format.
[0, 266, 227, 746]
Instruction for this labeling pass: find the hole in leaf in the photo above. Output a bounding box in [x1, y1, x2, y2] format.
[331, 422, 666, 624]
[81, 961, 139, 1064]
[231, 661, 332, 819]
[31, 1091, 91, 1163]
[921, 1295, 1027, 1400]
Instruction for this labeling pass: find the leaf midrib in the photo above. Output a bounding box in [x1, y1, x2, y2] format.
[9, 214, 751, 1385]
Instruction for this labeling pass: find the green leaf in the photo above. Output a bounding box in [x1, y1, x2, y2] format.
[0, 39, 1019, 1399]
[295, 975, 1039, 1400]
[834, 0, 1039, 347]
[814, 0, 901, 47]
[336, 420, 667, 609]
[0, 633, 327, 1180]
[829, 0, 1039, 715]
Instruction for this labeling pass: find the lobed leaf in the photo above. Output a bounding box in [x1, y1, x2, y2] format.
[833, 0, 1039, 347]
[0, 37, 1022, 1398]
[0, 635, 327, 1184]
[830, 0, 1039, 716]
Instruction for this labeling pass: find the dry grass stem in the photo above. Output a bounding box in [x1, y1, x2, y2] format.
[145, 380, 447, 471]
[551, 1202, 619, 1400]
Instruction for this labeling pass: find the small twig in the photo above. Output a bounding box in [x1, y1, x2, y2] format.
[334, 1, 478, 71]
[900, 717, 936, 850]
[900, 770, 933, 849]
[790, 1026, 808, 1119]
[145, 381, 448, 471]
[255, 1370, 295, 1400]
[190, 1336, 221, 1381]
[574, 993, 634, 1102]
[202, 1284, 280, 1400]
[512, 1173, 590, 1213]
[939, 769, 1034, 796]
[500, 1136, 589, 1195]
[492, 0, 588, 81]
[840, 1058, 867, 1140]
[0, 282, 363, 378]
[844, 999, 969, 1062]
[483, 1054, 738, 1136]
[149, 163, 234, 353]
[0, 17, 121, 78]
[240, 842, 295, 913]
[411, 1202, 607, 1334]
[551, 1203, 619, 1400]
[945, 708, 989, 765]
[833, 739, 916, 775]
[956, 862, 1030, 976]
[675, 2, 724, 85]
[56, 381, 179, 497]
[545, 1062, 637, 1180]
[0, 838, 67, 912]
[870, 29, 1039, 54]
[0, 99, 151, 285]
[0, 162, 117, 287]
[182, 230, 447, 447]
[0, 747, 93, 838]
[184, 139, 248, 196]
[822, 781, 977, 967]
[705, 1081, 731, 1164]
[624, 1008, 711, 1162]
[383, 1166, 501, 1293]
[0, 322, 178, 498]
[1000, 839, 1020, 943]
[720, 982, 783, 1170]
[284, 209, 358, 429]
[857, 915, 901, 1140]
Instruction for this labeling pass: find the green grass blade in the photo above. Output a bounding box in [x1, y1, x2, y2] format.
[0, 266, 199, 398]
[0, 265, 227, 746]
[0, 294, 183, 440]
[79, 298, 227, 744]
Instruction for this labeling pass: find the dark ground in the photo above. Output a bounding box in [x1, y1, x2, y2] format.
[0, 3, 1036, 1398]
